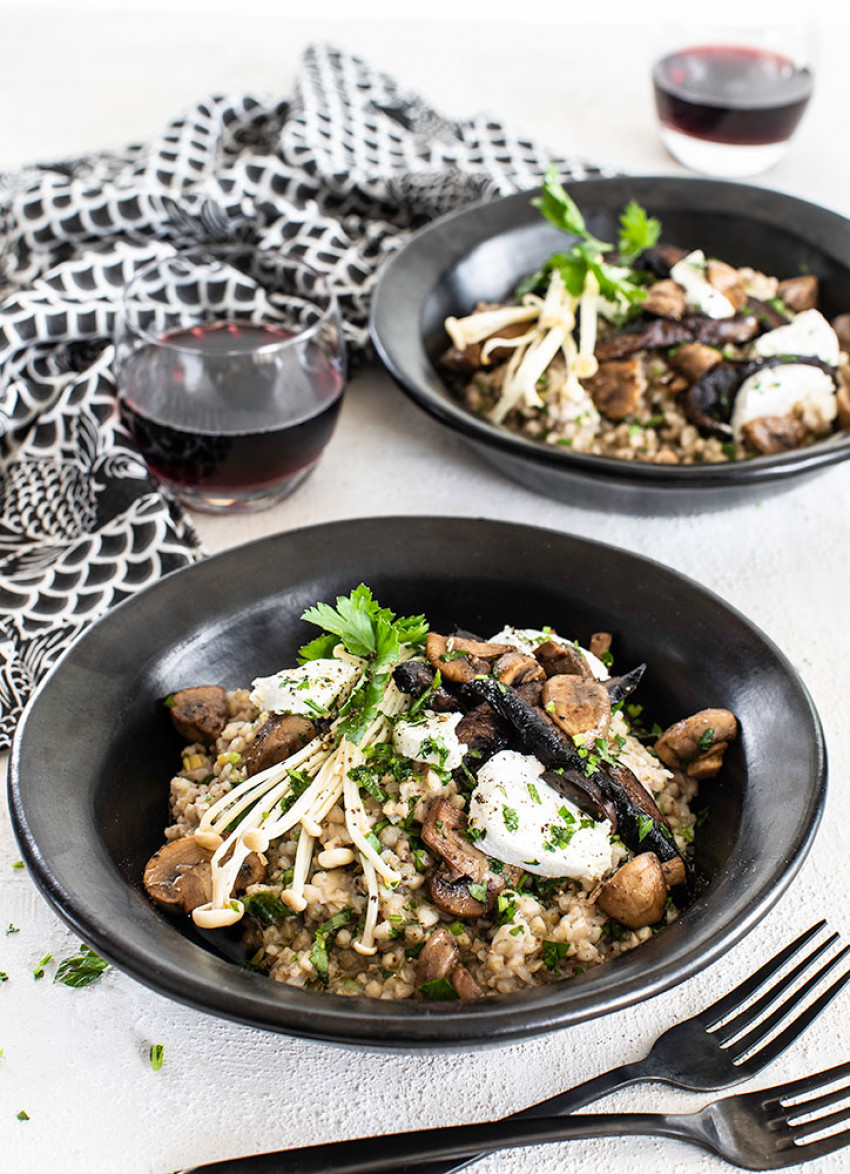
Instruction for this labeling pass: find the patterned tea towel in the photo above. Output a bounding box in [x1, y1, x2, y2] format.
[0, 42, 607, 747]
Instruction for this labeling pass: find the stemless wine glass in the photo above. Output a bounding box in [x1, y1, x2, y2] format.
[651, 24, 815, 177]
[114, 246, 346, 512]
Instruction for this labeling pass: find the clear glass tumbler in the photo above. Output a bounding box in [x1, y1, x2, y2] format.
[115, 246, 346, 512]
[652, 24, 814, 178]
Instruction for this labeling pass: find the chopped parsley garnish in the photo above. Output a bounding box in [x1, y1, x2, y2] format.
[527, 783, 542, 805]
[502, 805, 519, 833]
[698, 727, 716, 752]
[439, 649, 472, 662]
[149, 1044, 164, 1071]
[547, 824, 575, 850]
[32, 954, 52, 980]
[541, 940, 571, 971]
[404, 941, 426, 960]
[695, 806, 710, 828]
[465, 826, 486, 843]
[11, 861, 24, 870]
[348, 763, 388, 803]
[299, 585, 428, 744]
[636, 814, 655, 842]
[242, 892, 295, 926]
[678, 825, 694, 844]
[420, 735, 450, 768]
[53, 943, 109, 988]
[6, 924, 19, 936]
[162, 694, 176, 708]
[17, 1110, 29, 1121]
[418, 977, 459, 1001]
[495, 893, 517, 924]
[0, 972, 7, 983]
[448, 921, 465, 937]
[467, 881, 488, 904]
[308, 908, 354, 984]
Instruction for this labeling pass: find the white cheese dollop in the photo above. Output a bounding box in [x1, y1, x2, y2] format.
[250, 658, 359, 717]
[749, 308, 840, 366]
[393, 711, 467, 771]
[489, 626, 609, 681]
[468, 750, 615, 882]
[669, 249, 736, 320]
[730, 363, 837, 440]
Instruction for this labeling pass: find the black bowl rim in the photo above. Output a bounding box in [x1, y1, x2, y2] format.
[8, 515, 827, 1047]
[370, 176, 850, 491]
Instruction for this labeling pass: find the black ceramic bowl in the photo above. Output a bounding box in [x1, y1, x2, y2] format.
[371, 177, 850, 513]
[9, 517, 825, 1048]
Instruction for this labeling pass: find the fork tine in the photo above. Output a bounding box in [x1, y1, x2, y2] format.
[758, 1059, 850, 1106]
[712, 933, 839, 1045]
[792, 1127, 850, 1162]
[737, 964, 850, 1077]
[698, 921, 826, 1028]
[728, 947, 850, 1060]
[789, 1101, 850, 1141]
[784, 1081, 850, 1124]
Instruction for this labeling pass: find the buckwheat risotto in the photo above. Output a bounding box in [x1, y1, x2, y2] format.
[144, 587, 737, 1001]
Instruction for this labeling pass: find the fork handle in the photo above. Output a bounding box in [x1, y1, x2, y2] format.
[182, 1110, 701, 1174]
[400, 1059, 650, 1174]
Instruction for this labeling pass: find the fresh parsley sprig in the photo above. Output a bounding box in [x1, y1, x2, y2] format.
[298, 586, 428, 744]
[518, 165, 658, 306]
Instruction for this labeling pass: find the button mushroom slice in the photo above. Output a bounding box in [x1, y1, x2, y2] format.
[514, 679, 544, 707]
[242, 715, 317, 778]
[392, 661, 460, 712]
[417, 926, 459, 986]
[654, 708, 738, 778]
[451, 965, 484, 1000]
[533, 640, 593, 680]
[541, 674, 612, 745]
[706, 260, 747, 312]
[421, 797, 488, 884]
[589, 632, 612, 660]
[740, 415, 808, 455]
[425, 633, 514, 684]
[832, 313, 850, 352]
[583, 357, 647, 421]
[143, 838, 268, 915]
[642, 279, 687, 320]
[144, 837, 214, 913]
[778, 274, 819, 313]
[493, 650, 546, 686]
[595, 852, 669, 929]
[668, 342, 723, 385]
[429, 868, 488, 918]
[169, 686, 228, 744]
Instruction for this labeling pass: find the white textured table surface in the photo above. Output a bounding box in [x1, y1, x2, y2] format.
[2, 3, 850, 1172]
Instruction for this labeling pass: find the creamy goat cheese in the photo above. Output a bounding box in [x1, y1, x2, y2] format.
[250, 659, 359, 717]
[730, 364, 837, 440]
[670, 250, 736, 320]
[749, 308, 840, 366]
[468, 750, 616, 882]
[393, 711, 467, 771]
[489, 626, 609, 681]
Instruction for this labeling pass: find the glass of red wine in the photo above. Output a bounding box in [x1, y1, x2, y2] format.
[652, 25, 814, 177]
[114, 246, 346, 512]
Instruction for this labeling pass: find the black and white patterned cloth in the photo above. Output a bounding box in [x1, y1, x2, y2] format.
[0, 43, 606, 747]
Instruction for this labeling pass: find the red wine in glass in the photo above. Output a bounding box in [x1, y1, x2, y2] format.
[118, 321, 344, 509]
[653, 44, 813, 176]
